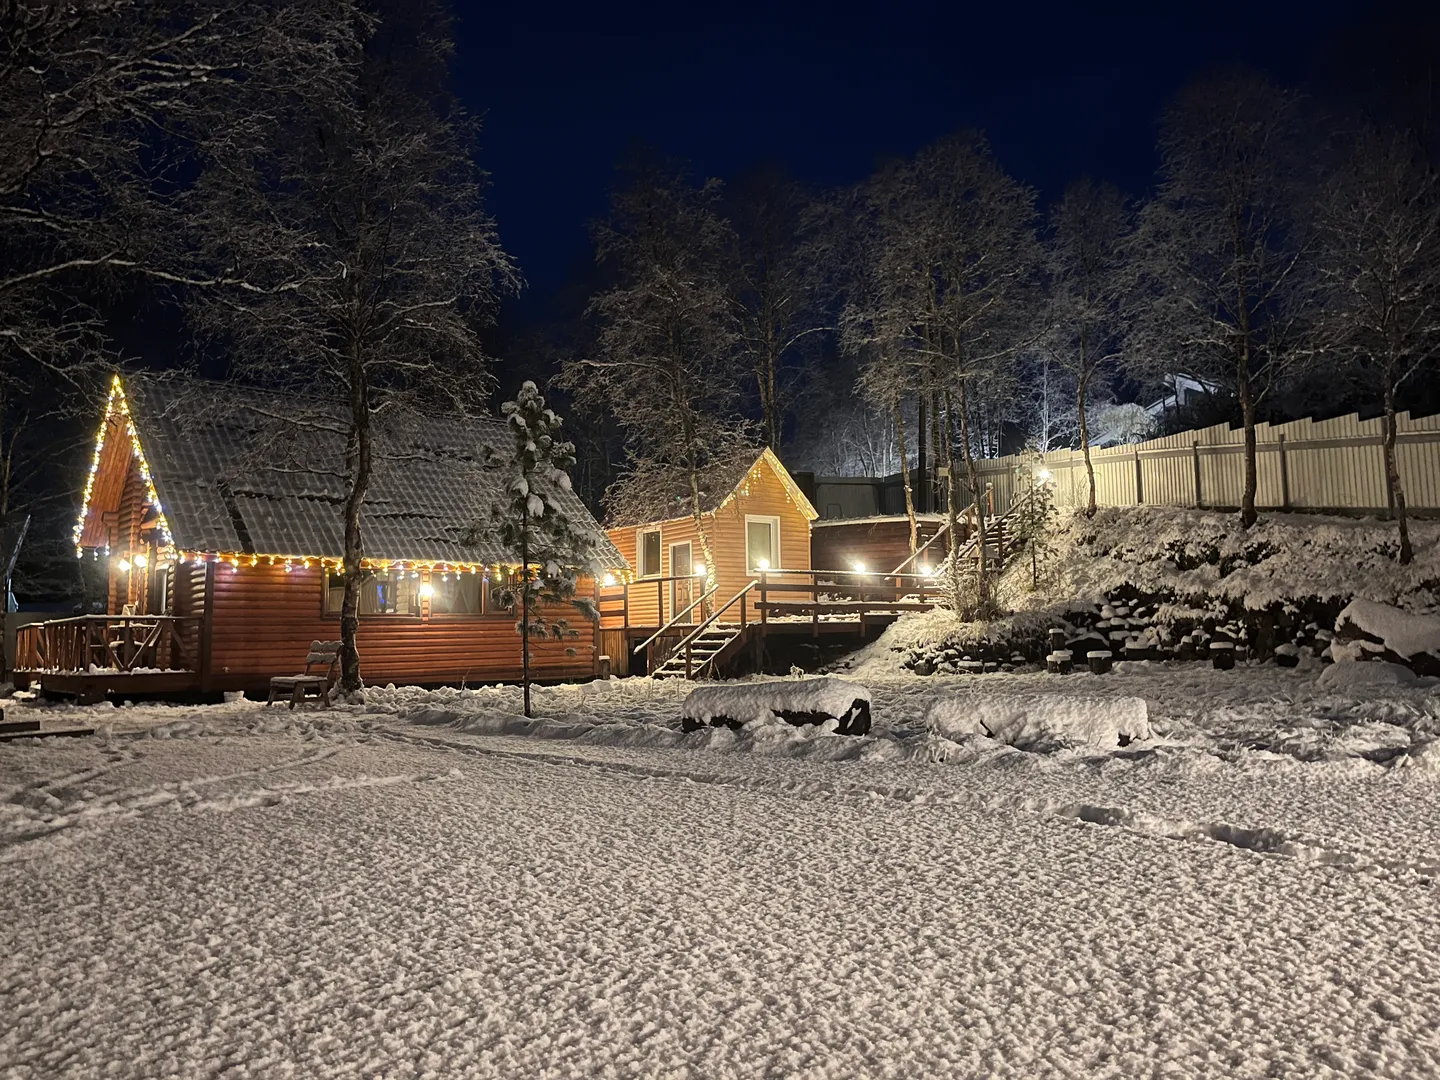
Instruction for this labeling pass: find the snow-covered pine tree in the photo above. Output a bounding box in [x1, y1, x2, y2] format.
[480, 381, 599, 718]
[1009, 451, 1059, 590]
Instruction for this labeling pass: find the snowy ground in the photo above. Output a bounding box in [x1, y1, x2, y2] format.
[3, 663, 1440, 1079]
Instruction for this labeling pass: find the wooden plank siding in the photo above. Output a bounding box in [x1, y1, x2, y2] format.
[811, 517, 950, 575]
[204, 562, 597, 691]
[605, 458, 813, 627]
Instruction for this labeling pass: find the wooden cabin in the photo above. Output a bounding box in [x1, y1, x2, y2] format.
[602, 448, 818, 628]
[15, 374, 626, 702]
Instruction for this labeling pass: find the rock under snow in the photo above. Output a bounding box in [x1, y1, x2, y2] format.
[923, 693, 1150, 750]
[680, 678, 872, 736]
[1333, 600, 1440, 676]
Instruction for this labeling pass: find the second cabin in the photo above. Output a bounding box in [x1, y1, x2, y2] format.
[597, 450, 946, 678]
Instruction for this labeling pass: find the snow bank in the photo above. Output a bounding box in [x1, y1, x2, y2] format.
[1334, 600, 1440, 673]
[1316, 661, 1420, 690]
[923, 693, 1150, 750]
[680, 678, 871, 734]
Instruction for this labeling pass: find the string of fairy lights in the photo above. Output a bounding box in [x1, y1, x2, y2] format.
[75, 373, 637, 588]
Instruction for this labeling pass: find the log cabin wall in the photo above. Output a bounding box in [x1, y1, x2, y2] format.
[205, 563, 596, 691]
[810, 517, 952, 575]
[106, 461, 151, 614]
[606, 461, 812, 626]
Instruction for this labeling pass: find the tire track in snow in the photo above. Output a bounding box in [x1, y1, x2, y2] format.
[379, 726, 1440, 890]
[0, 741, 458, 859]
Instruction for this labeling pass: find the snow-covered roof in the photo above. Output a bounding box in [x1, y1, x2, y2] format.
[607, 447, 818, 528]
[94, 375, 626, 570]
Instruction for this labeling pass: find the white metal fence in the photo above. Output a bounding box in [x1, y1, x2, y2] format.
[975, 410, 1440, 515]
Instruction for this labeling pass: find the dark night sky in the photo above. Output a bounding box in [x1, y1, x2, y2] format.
[452, 0, 1370, 311]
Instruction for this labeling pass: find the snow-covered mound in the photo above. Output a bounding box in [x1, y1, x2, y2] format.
[1317, 661, 1420, 690]
[1047, 507, 1440, 611]
[1334, 600, 1440, 674]
[681, 678, 872, 735]
[923, 693, 1150, 750]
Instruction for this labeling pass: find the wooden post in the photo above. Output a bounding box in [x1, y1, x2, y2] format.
[1278, 433, 1290, 509]
[812, 572, 819, 638]
[657, 579, 663, 626]
[199, 560, 216, 693]
[1192, 441, 1203, 508]
[591, 578, 601, 678]
[760, 571, 768, 627]
[1134, 447, 1144, 504]
[622, 582, 629, 631]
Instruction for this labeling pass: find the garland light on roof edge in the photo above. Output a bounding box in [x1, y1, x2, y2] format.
[74, 374, 174, 556]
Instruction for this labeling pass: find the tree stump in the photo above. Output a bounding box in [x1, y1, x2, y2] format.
[1087, 650, 1113, 675]
[1210, 642, 1236, 670]
[1046, 650, 1073, 674]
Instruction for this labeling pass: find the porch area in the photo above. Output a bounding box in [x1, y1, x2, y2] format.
[597, 568, 942, 680]
[13, 615, 204, 703]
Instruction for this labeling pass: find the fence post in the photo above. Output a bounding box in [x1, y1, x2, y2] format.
[1134, 447, 1144, 504]
[1192, 441, 1203, 509]
[1278, 433, 1290, 509]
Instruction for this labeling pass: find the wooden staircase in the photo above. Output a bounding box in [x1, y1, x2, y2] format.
[651, 622, 750, 679]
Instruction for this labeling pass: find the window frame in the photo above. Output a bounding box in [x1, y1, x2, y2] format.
[743, 514, 781, 574]
[322, 567, 424, 619]
[637, 527, 663, 578]
[426, 570, 488, 618]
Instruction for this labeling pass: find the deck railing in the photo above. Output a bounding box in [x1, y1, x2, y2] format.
[597, 573, 709, 630]
[14, 615, 202, 674]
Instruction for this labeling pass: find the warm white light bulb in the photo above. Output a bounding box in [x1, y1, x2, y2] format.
[853, 561, 866, 573]
[133, 553, 147, 569]
[694, 563, 706, 578]
[757, 558, 769, 571]
[602, 573, 616, 587]
[419, 582, 434, 599]
[117, 558, 131, 572]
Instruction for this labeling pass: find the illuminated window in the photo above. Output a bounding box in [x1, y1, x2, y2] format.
[430, 573, 484, 615]
[324, 569, 421, 616]
[638, 528, 661, 577]
[745, 516, 780, 573]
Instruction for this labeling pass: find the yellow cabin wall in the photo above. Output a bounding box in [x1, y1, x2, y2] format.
[605, 461, 812, 626]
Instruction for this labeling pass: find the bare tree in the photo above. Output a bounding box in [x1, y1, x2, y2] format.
[851, 132, 1040, 609]
[727, 167, 831, 451]
[1314, 126, 1440, 563]
[1, 1, 353, 362]
[1130, 73, 1319, 527]
[183, 0, 518, 692]
[1045, 179, 1131, 513]
[561, 154, 753, 585]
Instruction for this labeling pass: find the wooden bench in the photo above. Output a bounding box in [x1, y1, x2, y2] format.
[267, 640, 342, 709]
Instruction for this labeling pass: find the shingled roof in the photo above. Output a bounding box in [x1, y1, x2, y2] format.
[95, 375, 626, 570]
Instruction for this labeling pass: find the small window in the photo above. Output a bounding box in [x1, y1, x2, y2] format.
[638, 529, 662, 577]
[430, 572, 484, 615]
[324, 569, 421, 616]
[745, 516, 779, 573]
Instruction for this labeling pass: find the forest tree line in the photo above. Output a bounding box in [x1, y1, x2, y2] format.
[2, 0, 1439, 655]
[550, 75, 1440, 586]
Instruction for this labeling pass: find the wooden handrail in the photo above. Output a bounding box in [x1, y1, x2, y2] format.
[15, 615, 202, 674]
[631, 584, 717, 655]
[670, 581, 758, 657]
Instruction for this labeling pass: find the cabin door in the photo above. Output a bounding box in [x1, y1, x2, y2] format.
[669, 542, 694, 623]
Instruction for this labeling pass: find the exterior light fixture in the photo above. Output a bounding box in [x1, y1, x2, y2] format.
[419, 582, 435, 599]
[853, 561, 866, 573]
[694, 563, 706, 578]
[117, 558, 131, 572]
[602, 573, 616, 587]
[1038, 469, 1053, 482]
[757, 558, 769, 571]
[919, 563, 931, 576]
[133, 553, 148, 569]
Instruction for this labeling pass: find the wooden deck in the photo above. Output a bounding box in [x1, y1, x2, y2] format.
[13, 615, 204, 703]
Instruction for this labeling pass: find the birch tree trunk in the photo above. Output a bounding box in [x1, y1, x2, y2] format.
[895, 398, 918, 555]
[1383, 367, 1413, 564]
[338, 357, 372, 693]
